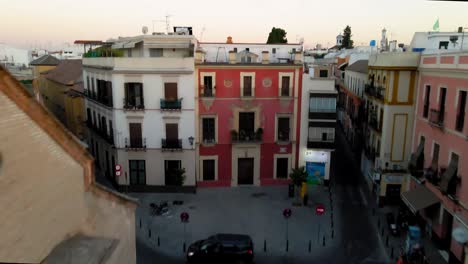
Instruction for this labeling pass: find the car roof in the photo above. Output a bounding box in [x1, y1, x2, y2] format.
[214, 234, 252, 242]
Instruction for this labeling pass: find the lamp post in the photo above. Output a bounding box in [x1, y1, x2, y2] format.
[188, 136, 194, 149]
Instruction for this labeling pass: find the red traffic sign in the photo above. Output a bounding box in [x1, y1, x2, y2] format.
[115, 164, 121, 171]
[180, 212, 189, 223]
[283, 208, 292, 219]
[315, 204, 325, 215]
[115, 170, 121, 177]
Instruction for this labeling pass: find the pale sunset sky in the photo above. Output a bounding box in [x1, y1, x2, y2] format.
[1, 0, 467, 49]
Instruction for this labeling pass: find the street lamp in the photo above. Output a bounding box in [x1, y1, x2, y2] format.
[188, 136, 194, 147]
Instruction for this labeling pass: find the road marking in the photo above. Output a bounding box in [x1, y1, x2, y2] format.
[359, 187, 368, 206]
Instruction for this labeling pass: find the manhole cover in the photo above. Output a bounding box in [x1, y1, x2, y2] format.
[251, 192, 267, 198]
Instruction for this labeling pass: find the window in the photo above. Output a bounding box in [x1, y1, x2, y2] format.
[92, 111, 97, 127]
[308, 127, 335, 142]
[272, 48, 276, 54]
[124, 83, 144, 108]
[309, 97, 337, 112]
[432, 142, 440, 166]
[423, 85, 431, 118]
[203, 160, 215, 181]
[202, 118, 216, 143]
[276, 158, 288, 179]
[239, 112, 255, 140]
[90, 138, 95, 156]
[277, 117, 290, 141]
[164, 83, 178, 100]
[203, 76, 213, 96]
[319, 70, 328, 78]
[86, 108, 92, 126]
[86, 76, 90, 90]
[109, 120, 113, 142]
[101, 116, 107, 136]
[129, 160, 146, 185]
[97, 114, 101, 128]
[281, 76, 290, 96]
[233, 47, 237, 52]
[292, 48, 296, 53]
[439, 41, 449, 50]
[163, 123, 180, 148]
[246, 48, 250, 52]
[243, 76, 252, 96]
[129, 123, 142, 148]
[439, 87, 447, 123]
[91, 77, 95, 92]
[456, 91, 466, 132]
[149, 48, 163, 57]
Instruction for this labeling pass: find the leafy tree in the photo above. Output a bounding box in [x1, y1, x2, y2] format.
[267, 27, 288, 44]
[342, 25, 354, 49]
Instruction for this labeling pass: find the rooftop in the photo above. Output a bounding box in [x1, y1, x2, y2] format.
[29, 55, 60, 66]
[45, 60, 82, 88]
[346, 60, 369, 74]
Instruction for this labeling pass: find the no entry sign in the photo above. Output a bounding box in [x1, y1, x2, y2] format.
[315, 204, 325, 215]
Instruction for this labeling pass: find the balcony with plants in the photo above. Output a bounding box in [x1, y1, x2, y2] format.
[123, 97, 145, 111]
[230, 128, 263, 144]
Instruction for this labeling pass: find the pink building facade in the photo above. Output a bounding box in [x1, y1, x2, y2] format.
[194, 43, 303, 187]
[408, 51, 468, 263]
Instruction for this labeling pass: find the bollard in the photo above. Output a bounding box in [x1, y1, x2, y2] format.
[391, 247, 394, 258]
[381, 227, 384, 236]
[183, 242, 186, 253]
[331, 230, 334, 238]
[139, 219, 142, 229]
[286, 240, 289, 252]
[264, 240, 266, 252]
[386, 235, 389, 247]
[322, 236, 326, 246]
[148, 228, 151, 238]
[377, 218, 380, 228]
[308, 240, 311, 252]
[157, 236, 160, 247]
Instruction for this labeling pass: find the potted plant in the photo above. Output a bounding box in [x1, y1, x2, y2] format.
[173, 168, 186, 186]
[230, 130, 238, 141]
[255, 127, 264, 140]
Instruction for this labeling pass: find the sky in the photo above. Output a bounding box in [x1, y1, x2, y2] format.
[1, 0, 467, 50]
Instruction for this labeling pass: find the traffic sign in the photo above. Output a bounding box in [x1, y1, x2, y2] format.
[115, 170, 121, 177]
[115, 164, 121, 171]
[180, 212, 189, 223]
[315, 204, 325, 215]
[283, 208, 292, 219]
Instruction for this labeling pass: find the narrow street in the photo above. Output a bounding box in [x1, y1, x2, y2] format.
[330, 127, 390, 264]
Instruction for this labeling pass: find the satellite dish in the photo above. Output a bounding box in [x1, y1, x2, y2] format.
[142, 26, 148, 35]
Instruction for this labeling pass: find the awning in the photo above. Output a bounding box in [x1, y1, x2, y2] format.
[440, 155, 458, 193]
[144, 43, 191, 49]
[112, 40, 142, 49]
[401, 186, 440, 214]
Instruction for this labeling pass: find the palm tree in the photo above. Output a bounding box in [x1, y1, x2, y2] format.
[289, 166, 307, 203]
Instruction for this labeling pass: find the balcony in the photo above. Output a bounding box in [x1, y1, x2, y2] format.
[231, 130, 263, 144]
[365, 84, 385, 101]
[308, 109, 337, 119]
[161, 138, 183, 150]
[369, 117, 382, 133]
[123, 98, 145, 111]
[125, 137, 146, 151]
[429, 109, 444, 127]
[83, 57, 195, 73]
[200, 85, 215, 97]
[160, 98, 182, 110]
[307, 140, 335, 149]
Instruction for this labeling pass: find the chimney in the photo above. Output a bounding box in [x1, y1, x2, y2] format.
[262, 51, 269, 64]
[294, 51, 303, 64]
[195, 48, 205, 64]
[226, 36, 233, 44]
[229, 50, 236, 64]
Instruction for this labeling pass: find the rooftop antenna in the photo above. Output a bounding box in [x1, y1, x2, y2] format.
[152, 14, 171, 34]
[199, 26, 206, 42]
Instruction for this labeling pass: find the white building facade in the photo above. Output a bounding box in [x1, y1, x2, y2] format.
[299, 76, 337, 186]
[83, 34, 197, 191]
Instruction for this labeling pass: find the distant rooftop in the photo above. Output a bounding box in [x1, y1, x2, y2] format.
[29, 55, 60, 66]
[45, 60, 82, 89]
[74, 40, 106, 45]
[346, 60, 369, 74]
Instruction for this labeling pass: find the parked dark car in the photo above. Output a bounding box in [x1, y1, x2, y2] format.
[187, 234, 254, 264]
[386, 212, 399, 236]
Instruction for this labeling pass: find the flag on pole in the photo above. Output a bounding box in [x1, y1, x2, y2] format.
[433, 18, 440, 31]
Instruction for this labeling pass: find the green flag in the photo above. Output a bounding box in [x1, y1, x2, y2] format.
[433, 18, 439, 31]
